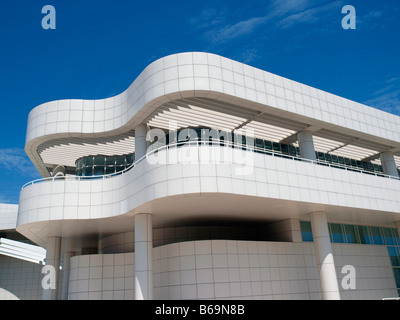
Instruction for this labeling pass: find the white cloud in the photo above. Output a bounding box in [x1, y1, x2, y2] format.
[364, 77, 400, 116]
[0, 148, 39, 178]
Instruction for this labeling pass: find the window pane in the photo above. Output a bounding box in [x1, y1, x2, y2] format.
[93, 166, 105, 176]
[358, 226, 372, 244]
[330, 223, 345, 243]
[387, 247, 400, 267]
[383, 228, 397, 246]
[371, 226, 384, 245]
[300, 221, 313, 242]
[84, 157, 93, 166]
[105, 166, 116, 175]
[94, 156, 105, 166]
[393, 268, 400, 289]
[83, 166, 93, 176]
[345, 224, 360, 244]
[106, 156, 115, 166]
[116, 156, 125, 166]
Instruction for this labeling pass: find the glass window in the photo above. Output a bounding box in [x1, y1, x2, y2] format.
[388, 247, 400, 267]
[344, 158, 351, 166]
[93, 166, 105, 176]
[126, 154, 134, 166]
[116, 156, 125, 167]
[289, 145, 297, 157]
[338, 156, 344, 165]
[331, 155, 338, 164]
[318, 152, 325, 161]
[330, 223, 346, 243]
[383, 228, 397, 246]
[358, 225, 372, 244]
[255, 139, 264, 150]
[76, 159, 83, 169]
[105, 166, 116, 175]
[370, 226, 385, 245]
[393, 268, 400, 289]
[106, 156, 115, 166]
[300, 221, 313, 242]
[83, 166, 93, 177]
[84, 157, 93, 166]
[281, 144, 289, 154]
[265, 140, 272, 150]
[273, 142, 281, 152]
[325, 154, 332, 162]
[344, 224, 360, 244]
[94, 156, 105, 166]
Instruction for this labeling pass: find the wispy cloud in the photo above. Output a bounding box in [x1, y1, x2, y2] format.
[0, 148, 39, 178]
[364, 77, 400, 116]
[277, 1, 343, 29]
[190, 0, 344, 51]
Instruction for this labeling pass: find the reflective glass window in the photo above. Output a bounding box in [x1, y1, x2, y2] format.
[106, 156, 115, 166]
[116, 156, 125, 166]
[126, 154, 134, 166]
[84, 157, 93, 166]
[383, 228, 397, 245]
[358, 226, 372, 244]
[94, 156, 105, 166]
[93, 166, 105, 176]
[300, 221, 313, 242]
[273, 142, 280, 152]
[265, 141, 272, 150]
[83, 166, 93, 176]
[371, 226, 385, 245]
[388, 247, 400, 267]
[105, 166, 116, 175]
[344, 224, 360, 244]
[325, 154, 331, 162]
[330, 223, 345, 243]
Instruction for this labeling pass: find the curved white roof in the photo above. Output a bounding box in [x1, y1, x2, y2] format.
[25, 52, 400, 177]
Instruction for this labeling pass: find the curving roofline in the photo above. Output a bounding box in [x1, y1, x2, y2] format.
[25, 52, 400, 177]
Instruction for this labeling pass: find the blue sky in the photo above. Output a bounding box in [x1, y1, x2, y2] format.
[0, 0, 399, 204]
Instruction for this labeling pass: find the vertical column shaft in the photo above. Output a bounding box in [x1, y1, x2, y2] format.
[135, 213, 153, 300]
[61, 251, 74, 300]
[310, 212, 341, 300]
[380, 152, 399, 178]
[135, 124, 149, 160]
[297, 130, 317, 161]
[42, 236, 61, 300]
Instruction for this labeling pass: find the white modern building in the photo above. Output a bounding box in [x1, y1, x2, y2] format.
[1, 52, 400, 300]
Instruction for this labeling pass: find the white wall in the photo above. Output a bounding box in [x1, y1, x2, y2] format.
[0, 255, 43, 300]
[67, 240, 398, 300]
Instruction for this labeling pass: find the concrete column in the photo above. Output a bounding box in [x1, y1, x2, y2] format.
[297, 130, 316, 161]
[135, 124, 149, 160]
[135, 213, 153, 300]
[42, 237, 62, 300]
[61, 251, 75, 300]
[310, 212, 341, 300]
[380, 152, 399, 178]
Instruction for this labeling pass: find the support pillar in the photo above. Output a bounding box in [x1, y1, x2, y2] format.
[310, 212, 341, 300]
[297, 130, 316, 161]
[61, 251, 75, 300]
[135, 213, 153, 300]
[135, 124, 149, 160]
[42, 237, 61, 300]
[380, 152, 399, 178]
